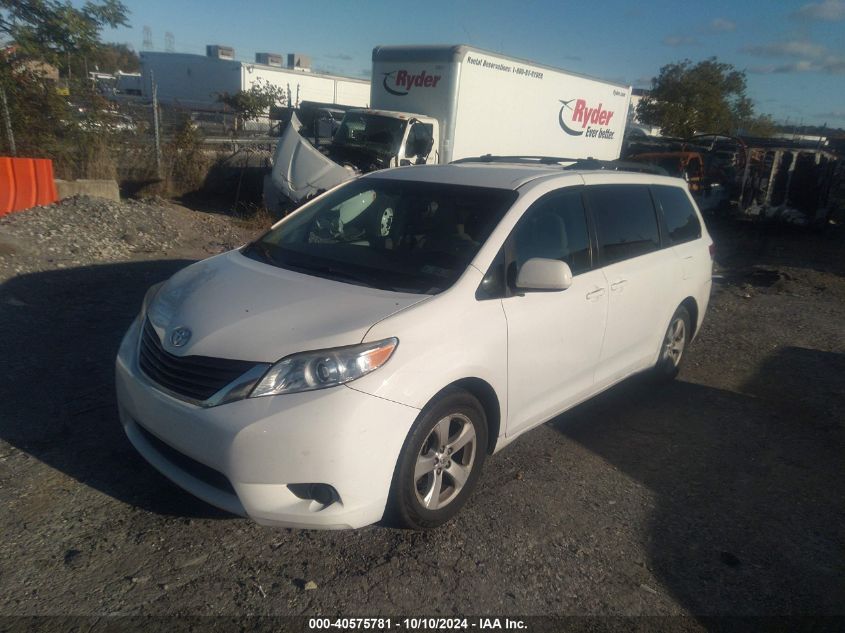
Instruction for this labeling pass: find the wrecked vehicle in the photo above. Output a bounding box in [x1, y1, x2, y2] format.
[737, 145, 839, 226]
[265, 44, 631, 210]
[627, 151, 730, 213]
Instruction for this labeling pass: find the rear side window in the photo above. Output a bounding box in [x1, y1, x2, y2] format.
[512, 189, 591, 275]
[652, 185, 702, 245]
[588, 185, 660, 265]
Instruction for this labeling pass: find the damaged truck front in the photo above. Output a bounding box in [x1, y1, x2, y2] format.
[265, 44, 630, 210]
[265, 108, 439, 210]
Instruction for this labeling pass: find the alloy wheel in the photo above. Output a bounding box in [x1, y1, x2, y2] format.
[662, 317, 686, 367]
[413, 413, 477, 510]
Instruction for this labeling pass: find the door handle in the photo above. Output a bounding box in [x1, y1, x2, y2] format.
[586, 288, 606, 301]
[610, 280, 628, 292]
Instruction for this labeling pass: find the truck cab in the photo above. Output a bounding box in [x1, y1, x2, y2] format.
[333, 109, 440, 168]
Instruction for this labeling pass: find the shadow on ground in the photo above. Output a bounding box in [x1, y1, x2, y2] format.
[549, 348, 845, 616]
[0, 260, 232, 519]
[706, 214, 845, 277]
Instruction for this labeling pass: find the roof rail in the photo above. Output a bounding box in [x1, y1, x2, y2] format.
[451, 155, 670, 176]
[563, 159, 670, 176]
[451, 155, 583, 165]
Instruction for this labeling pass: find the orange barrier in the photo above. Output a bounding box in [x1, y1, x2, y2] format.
[0, 157, 13, 216]
[34, 159, 58, 206]
[0, 156, 59, 217]
[12, 158, 37, 212]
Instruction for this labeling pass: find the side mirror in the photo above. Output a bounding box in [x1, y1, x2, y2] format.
[515, 258, 573, 292]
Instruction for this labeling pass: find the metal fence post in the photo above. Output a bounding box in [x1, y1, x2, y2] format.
[151, 70, 162, 179]
[0, 85, 16, 156]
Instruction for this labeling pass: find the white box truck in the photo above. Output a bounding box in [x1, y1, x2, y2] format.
[266, 44, 631, 207]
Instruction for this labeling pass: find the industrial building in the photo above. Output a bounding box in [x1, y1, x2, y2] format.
[139, 47, 370, 110]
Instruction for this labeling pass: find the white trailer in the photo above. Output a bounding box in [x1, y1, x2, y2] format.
[268, 44, 631, 205]
[140, 52, 370, 110]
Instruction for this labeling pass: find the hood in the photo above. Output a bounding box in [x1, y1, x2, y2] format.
[147, 250, 429, 363]
[269, 112, 357, 203]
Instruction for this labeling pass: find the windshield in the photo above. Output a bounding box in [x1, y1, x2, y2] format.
[244, 178, 517, 294]
[333, 113, 407, 156]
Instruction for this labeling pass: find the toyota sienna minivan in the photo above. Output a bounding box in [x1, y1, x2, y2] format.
[116, 161, 713, 529]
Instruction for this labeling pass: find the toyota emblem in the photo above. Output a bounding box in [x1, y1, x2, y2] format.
[170, 326, 192, 347]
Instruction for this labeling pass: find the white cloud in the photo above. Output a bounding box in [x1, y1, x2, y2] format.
[814, 110, 845, 120]
[662, 35, 700, 47]
[821, 55, 845, 73]
[792, 0, 845, 21]
[749, 55, 845, 74]
[743, 40, 826, 58]
[708, 18, 736, 32]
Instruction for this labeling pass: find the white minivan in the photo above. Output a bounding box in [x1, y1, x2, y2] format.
[115, 161, 713, 530]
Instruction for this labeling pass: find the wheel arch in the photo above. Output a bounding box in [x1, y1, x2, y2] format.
[680, 296, 699, 337]
[429, 377, 501, 455]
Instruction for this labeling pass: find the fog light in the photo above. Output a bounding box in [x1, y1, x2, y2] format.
[287, 483, 339, 507]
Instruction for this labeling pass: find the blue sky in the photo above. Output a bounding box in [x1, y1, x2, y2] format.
[101, 0, 845, 127]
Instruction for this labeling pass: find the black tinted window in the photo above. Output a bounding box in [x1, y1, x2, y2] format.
[245, 178, 516, 294]
[589, 185, 660, 265]
[513, 189, 591, 275]
[652, 185, 702, 245]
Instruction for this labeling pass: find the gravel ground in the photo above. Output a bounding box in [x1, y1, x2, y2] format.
[0, 197, 843, 630]
[0, 196, 255, 279]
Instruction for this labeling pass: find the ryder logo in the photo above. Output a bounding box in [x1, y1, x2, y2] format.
[558, 98, 615, 138]
[382, 70, 441, 96]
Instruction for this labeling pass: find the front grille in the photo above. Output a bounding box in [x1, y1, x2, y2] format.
[139, 318, 258, 402]
[135, 422, 236, 496]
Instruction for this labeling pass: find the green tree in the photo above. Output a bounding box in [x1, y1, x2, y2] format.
[71, 42, 140, 76]
[217, 79, 287, 131]
[0, 0, 129, 67]
[741, 114, 777, 138]
[0, 1, 129, 171]
[637, 58, 754, 138]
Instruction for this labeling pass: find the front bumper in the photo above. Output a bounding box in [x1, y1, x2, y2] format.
[115, 318, 419, 529]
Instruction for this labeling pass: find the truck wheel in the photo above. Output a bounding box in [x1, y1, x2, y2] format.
[386, 390, 487, 529]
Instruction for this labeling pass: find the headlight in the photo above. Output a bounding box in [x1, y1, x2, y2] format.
[250, 337, 399, 397]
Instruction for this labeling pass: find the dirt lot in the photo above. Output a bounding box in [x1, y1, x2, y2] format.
[0, 197, 843, 629]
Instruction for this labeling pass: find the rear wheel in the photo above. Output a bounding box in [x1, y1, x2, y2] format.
[386, 390, 487, 529]
[654, 306, 691, 380]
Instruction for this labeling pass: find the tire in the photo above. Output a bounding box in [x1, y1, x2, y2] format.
[386, 389, 488, 529]
[653, 305, 691, 381]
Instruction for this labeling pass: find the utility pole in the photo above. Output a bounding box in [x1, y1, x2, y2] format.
[151, 70, 162, 179]
[0, 85, 16, 156]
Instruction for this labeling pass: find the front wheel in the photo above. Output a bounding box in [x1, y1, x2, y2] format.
[654, 305, 691, 381]
[386, 390, 488, 529]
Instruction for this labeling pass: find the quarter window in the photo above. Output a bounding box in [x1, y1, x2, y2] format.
[652, 185, 702, 245]
[512, 189, 591, 275]
[589, 185, 660, 265]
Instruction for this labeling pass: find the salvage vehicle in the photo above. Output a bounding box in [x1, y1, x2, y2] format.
[264, 45, 631, 209]
[627, 151, 730, 213]
[117, 160, 713, 530]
